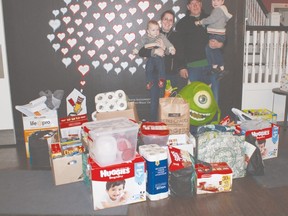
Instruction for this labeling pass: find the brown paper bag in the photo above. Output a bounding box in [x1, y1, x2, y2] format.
[158, 97, 190, 135]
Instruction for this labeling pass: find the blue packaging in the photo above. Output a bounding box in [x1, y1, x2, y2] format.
[139, 144, 168, 201]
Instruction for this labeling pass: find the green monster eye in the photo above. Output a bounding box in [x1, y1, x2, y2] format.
[193, 90, 211, 109]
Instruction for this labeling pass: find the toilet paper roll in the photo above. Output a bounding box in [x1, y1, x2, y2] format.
[96, 102, 108, 113]
[115, 90, 126, 100]
[116, 100, 128, 111]
[105, 92, 116, 101]
[95, 93, 106, 103]
[106, 101, 117, 112]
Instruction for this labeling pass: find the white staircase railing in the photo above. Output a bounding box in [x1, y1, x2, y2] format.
[245, 0, 267, 26]
[244, 28, 288, 85]
[242, 0, 288, 121]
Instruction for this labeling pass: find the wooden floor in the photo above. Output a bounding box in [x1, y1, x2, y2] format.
[0, 127, 287, 216]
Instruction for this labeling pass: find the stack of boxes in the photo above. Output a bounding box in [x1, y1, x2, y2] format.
[20, 99, 237, 211]
[50, 114, 88, 185]
[82, 117, 146, 210]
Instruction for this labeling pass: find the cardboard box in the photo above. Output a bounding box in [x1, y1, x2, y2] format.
[59, 114, 88, 140]
[245, 124, 279, 160]
[22, 110, 59, 158]
[167, 133, 196, 156]
[51, 153, 83, 185]
[196, 162, 233, 194]
[242, 109, 277, 123]
[89, 154, 146, 210]
[92, 102, 139, 122]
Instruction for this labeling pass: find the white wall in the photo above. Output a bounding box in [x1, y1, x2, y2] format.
[0, 0, 14, 130]
[242, 83, 285, 121]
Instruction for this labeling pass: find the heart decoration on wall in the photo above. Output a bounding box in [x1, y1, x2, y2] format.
[47, 0, 186, 88]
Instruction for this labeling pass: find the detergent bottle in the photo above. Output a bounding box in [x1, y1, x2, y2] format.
[164, 80, 177, 98]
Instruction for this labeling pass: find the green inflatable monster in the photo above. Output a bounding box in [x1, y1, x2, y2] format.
[179, 81, 221, 126]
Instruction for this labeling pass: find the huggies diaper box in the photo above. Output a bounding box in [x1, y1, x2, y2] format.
[88, 153, 146, 210]
[245, 124, 279, 160]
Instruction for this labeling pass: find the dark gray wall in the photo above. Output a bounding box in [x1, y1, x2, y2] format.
[3, 0, 244, 143]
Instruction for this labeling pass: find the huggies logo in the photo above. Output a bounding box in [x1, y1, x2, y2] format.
[251, 130, 270, 137]
[100, 167, 130, 178]
[30, 120, 51, 127]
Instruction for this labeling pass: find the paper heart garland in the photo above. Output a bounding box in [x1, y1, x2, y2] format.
[52, 10, 59, 17]
[78, 64, 89, 76]
[84, 0, 92, 8]
[47, 0, 186, 88]
[138, 1, 149, 12]
[103, 63, 113, 73]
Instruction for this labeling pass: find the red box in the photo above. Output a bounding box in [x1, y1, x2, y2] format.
[196, 162, 233, 194]
[59, 114, 88, 140]
[89, 153, 146, 210]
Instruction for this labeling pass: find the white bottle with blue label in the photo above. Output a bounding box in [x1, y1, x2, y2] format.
[139, 144, 168, 201]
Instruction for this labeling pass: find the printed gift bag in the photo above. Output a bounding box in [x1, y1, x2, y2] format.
[197, 131, 246, 179]
[158, 97, 190, 135]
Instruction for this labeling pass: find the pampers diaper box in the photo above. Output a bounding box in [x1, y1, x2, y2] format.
[88, 153, 146, 210]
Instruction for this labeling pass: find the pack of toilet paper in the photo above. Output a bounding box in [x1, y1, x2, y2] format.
[94, 90, 128, 113]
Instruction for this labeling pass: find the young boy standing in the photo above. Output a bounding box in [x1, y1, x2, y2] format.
[133, 20, 176, 90]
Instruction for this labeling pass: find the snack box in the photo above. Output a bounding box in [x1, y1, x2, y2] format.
[196, 162, 233, 194]
[140, 122, 169, 146]
[242, 108, 277, 123]
[82, 117, 139, 167]
[88, 153, 146, 210]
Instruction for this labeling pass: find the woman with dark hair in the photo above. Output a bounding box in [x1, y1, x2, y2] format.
[139, 10, 184, 122]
